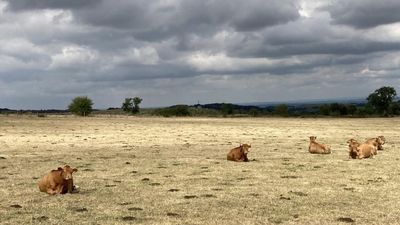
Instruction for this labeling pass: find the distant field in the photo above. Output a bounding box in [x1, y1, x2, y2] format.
[0, 115, 399, 224]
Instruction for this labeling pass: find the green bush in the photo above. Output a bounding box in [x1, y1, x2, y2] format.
[68, 96, 93, 116]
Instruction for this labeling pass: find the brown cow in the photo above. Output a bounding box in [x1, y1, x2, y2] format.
[346, 139, 360, 159]
[308, 136, 331, 154]
[348, 141, 375, 159]
[227, 144, 251, 162]
[366, 136, 385, 151]
[38, 165, 78, 195]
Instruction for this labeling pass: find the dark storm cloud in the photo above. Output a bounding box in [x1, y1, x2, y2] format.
[324, 0, 400, 29]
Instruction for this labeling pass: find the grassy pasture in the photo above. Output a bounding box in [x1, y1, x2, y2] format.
[0, 115, 400, 224]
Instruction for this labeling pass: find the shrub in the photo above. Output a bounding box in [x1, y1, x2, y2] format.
[68, 96, 93, 116]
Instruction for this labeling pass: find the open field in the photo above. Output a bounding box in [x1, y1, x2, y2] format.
[1, 115, 400, 224]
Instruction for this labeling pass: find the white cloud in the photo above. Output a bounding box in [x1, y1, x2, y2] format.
[49, 45, 98, 70]
[109, 46, 161, 70]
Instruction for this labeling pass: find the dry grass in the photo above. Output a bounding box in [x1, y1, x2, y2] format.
[1, 115, 400, 224]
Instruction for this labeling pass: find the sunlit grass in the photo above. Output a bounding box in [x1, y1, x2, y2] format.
[0, 115, 399, 224]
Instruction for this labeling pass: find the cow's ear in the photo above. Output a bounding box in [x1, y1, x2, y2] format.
[73, 168, 78, 173]
[57, 167, 63, 171]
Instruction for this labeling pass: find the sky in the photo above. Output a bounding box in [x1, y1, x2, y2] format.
[0, 0, 400, 109]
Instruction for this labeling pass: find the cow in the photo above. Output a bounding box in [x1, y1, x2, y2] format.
[346, 139, 360, 159]
[38, 165, 78, 195]
[366, 136, 386, 151]
[308, 136, 331, 154]
[355, 143, 375, 159]
[347, 140, 375, 159]
[227, 144, 251, 162]
[364, 138, 382, 155]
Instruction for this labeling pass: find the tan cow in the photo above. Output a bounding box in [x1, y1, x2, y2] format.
[227, 144, 251, 162]
[38, 165, 78, 195]
[348, 140, 375, 159]
[366, 136, 385, 151]
[346, 139, 360, 159]
[308, 136, 331, 154]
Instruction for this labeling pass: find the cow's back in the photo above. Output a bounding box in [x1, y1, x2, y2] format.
[227, 147, 241, 161]
[38, 170, 63, 193]
[357, 143, 374, 158]
[309, 142, 330, 154]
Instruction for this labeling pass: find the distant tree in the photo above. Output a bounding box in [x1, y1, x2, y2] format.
[367, 86, 397, 115]
[319, 104, 330, 116]
[346, 104, 357, 115]
[249, 108, 260, 117]
[274, 104, 288, 116]
[132, 97, 143, 114]
[68, 96, 93, 116]
[221, 103, 234, 116]
[389, 102, 400, 115]
[122, 98, 133, 113]
[122, 97, 143, 114]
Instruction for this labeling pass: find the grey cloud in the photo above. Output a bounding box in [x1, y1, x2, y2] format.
[5, 0, 100, 11]
[1, 0, 400, 109]
[249, 39, 400, 58]
[324, 0, 400, 29]
[44, 0, 300, 40]
[227, 16, 400, 58]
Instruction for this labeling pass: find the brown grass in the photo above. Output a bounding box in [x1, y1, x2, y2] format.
[1, 115, 400, 224]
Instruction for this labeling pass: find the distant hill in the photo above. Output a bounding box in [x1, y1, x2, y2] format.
[192, 103, 262, 111]
[239, 97, 368, 108]
[0, 108, 69, 114]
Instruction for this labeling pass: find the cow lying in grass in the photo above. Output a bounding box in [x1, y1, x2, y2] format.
[38, 165, 78, 195]
[308, 136, 331, 154]
[227, 144, 251, 162]
[347, 139, 375, 159]
[347, 139, 360, 159]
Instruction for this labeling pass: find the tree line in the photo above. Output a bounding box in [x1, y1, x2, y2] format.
[67, 86, 399, 117]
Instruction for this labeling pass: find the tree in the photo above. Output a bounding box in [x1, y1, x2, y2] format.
[274, 104, 288, 116]
[132, 97, 143, 114]
[122, 98, 133, 112]
[68, 96, 93, 116]
[221, 103, 234, 116]
[367, 86, 397, 115]
[121, 97, 143, 114]
[389, 102, 400, 115]
[249, 108, 260, 117]
[319, 104, 330, 116]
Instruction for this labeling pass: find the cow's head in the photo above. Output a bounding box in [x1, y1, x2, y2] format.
[348, 145, 358, 159]
[377, 136, 385, 145]
[347, 139, 360, 149]
[241, 144, 251, 154]
[60, 165, 78, 180]
[309, 136, 317, 141]
[347, 139, 359, 147]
